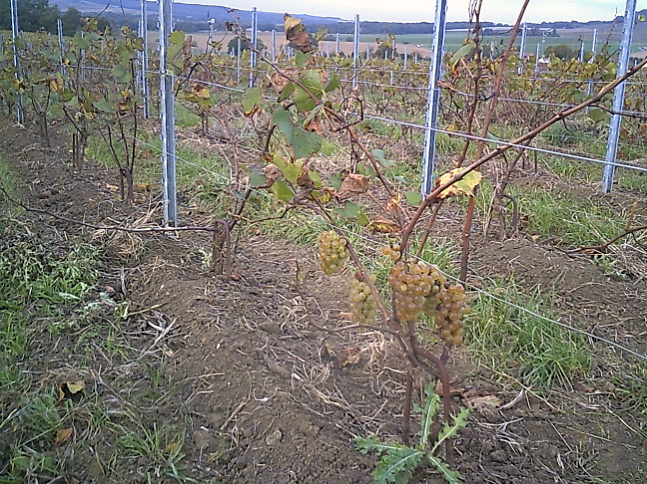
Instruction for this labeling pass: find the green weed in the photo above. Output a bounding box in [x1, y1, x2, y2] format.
[468, 278, 593, 389]
[357, 381, 470, 484]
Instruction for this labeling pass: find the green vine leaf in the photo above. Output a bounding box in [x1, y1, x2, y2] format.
[242, 87, 262, 116]
[272, 154, 303, 185]
[93, 97, 115, 114]
[450, 40, 475, 69]
[404, 191, 421, 207]
[324, 75, 340, 93]
[372, 149, 395, 167]
[588, 108, 607, 123]
[270, 180, 293, 202]
[112, 64, 133, 84]
[334, 201, 360, 219]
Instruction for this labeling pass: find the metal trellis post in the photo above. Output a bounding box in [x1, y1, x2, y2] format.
[517, 22, 526, 74]
[57, 18, 66, 76]
[140, 0, 150, 118]
[236, 38, 241, 84]
[421, 0, 447, 196]
[9, 0, 23, 124]
[602, 0, 637, 193]
[271, 29, 276, 62]
[335, 33, 340, 55]
[404, 44, 408, 69]
[250, 7, 257, 87]
[352, 14, 360, 88]
[159, 0, 177, 225]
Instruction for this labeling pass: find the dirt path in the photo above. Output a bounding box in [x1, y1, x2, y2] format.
[1, 119, 645, 483]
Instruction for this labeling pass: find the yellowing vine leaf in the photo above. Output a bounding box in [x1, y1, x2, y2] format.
[367, 217, 400, 234]
[435, 169, 482, 199]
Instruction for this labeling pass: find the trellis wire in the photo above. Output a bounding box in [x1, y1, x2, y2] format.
[130, 133, 647, 364]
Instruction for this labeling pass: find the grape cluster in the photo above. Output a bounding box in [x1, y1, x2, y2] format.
[317, 230, 349, 275]
[388, 261, 434, 322]
[425, 280, 469, 347]
[349, 276, 377, 325]
[381, 244, 401, 261]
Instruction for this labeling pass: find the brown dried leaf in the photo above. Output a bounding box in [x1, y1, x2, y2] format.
[296, 166, 314, 188]
[385, 194, 401, 214]
[465, 395, 502, 414]
[303, 115, 324, 134]
[263, 164, 282, 186]
[271, 70, 290, 96]
[54, 428, 73, 446]
[284, 14, 314, 53]
[336, 173, 370, 201]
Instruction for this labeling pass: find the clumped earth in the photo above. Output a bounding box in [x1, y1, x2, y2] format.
[1, 119, 646, 483]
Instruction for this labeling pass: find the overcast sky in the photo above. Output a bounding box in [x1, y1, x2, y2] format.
[177, 0, 644, 24]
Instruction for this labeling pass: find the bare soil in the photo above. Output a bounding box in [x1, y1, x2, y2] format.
[1, 119, 646, 483]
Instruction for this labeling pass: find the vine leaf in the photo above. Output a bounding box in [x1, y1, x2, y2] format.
[588, 108, 607, 123]
[405, 191, 421, 207]
[372, 149, 395, 167]
[284, 14, 315, 53]
[435, 169, 482, 199]
[270, 180, 293, 202]
[242, 87, 262, 116]
[273, 155, 303, 184]
[337, 173, 370, 201]
[367, 217, 400, 234]
[450, 40, 475, 71]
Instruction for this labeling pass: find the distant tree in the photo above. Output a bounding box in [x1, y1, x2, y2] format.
[227, 37, 267, 55]
[545, 44, 576, 60]
[0, 0, 60, 33]
[61, 6, 82, 36]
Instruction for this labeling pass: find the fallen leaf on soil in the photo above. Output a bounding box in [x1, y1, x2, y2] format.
[58, 380, 85, 401]
[104, 183, 119, 192]
[134, 183, 151, 193]
[464, 394, 502, 414]
[54, 428, 73, 445]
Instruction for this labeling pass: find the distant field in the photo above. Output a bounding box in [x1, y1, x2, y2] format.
[159, 29, 647, 59]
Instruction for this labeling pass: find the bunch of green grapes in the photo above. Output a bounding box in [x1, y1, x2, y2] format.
[381, 243, 401, 261]
[422, 267, 448, 315]
[425, 280, 470, 346]
[317, 230, 349, 275]
[349, 275, 377, 325]
[388, 260, 433, 322]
